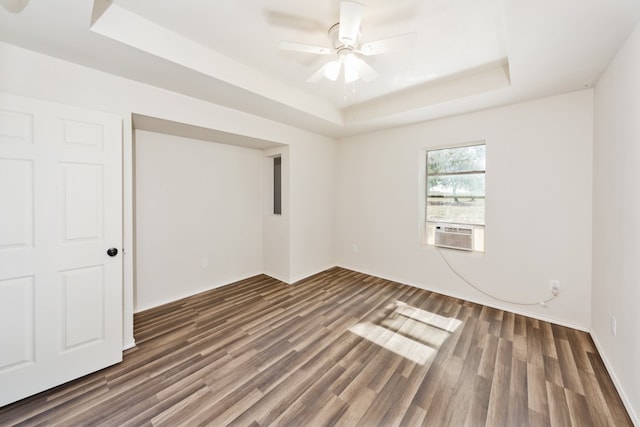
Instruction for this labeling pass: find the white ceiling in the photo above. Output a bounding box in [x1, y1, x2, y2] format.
[1, 0, 639, 138]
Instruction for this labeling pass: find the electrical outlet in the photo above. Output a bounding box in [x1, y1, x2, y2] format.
[550, 280, 560, 296]
[201, 258, 209, 268]
[352, 244, 358, 253]
[611, 316, 617, 336]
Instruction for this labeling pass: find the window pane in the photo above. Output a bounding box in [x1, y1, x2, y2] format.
[427, 173, 485, 225]
[427, 173, 485, 198]
[273, 157, 282, 215]
[427, 144, 485, 174]
[426, 197, 485, 225]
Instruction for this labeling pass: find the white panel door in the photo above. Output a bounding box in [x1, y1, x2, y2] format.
[0, 93, 123, 406]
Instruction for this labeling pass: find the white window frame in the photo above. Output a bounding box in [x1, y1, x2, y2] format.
[422, 142, 486, 252]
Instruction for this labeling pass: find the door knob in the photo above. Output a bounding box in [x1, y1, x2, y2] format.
[107, 248, 118, 257]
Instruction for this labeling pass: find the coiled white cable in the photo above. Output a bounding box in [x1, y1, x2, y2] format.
[437, 247, 557, 307]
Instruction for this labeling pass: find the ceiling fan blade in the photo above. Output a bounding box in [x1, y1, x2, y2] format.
[265, 10, 326, 33]
[359, 32, 417, 56]
[355, 58, 378, 82]
[278, 41, 332, 55]
[339, 1, 363, 45]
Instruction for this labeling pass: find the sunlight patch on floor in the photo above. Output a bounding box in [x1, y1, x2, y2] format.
[393, 301, 462, 332]
[348, 301, 462, 365]
[349, 322, 436, 365]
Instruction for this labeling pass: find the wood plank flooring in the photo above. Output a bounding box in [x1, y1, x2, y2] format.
[0, 267, 632, 426]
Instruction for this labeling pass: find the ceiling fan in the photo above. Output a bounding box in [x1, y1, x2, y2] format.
[278, 1, 416, 84]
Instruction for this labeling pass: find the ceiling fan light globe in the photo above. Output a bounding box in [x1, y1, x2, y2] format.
[324, 61, 341, 81]
[345, 68, 359, 83]
[344, 53, 360, 83]
[344, 52, 359, 67]
[343, 53, 360, 83]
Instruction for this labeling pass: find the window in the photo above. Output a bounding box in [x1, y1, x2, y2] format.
[425, 143, 485, 250]
[273, 156, 282, 215]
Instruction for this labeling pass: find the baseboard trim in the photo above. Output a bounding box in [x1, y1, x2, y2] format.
[134, 271, 264, 314]
[122, 339, 136, 351]
[262, 270, 289, 284]
[335, 263, 589, 332]
[590, 332, 639, 426]
[287, 264, 338, 285]
[263, 264, 337, 285]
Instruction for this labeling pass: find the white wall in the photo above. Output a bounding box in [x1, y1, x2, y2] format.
[336, 90, 593, 328]
[0, 42, 336, 348]
[135, 130, 263, 311]
[289, 140, 336, 282]
[592, 22, 640, 424]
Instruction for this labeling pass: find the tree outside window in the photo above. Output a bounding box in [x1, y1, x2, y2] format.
[426, 144, 485, 226]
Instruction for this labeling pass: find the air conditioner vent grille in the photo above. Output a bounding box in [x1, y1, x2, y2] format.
[434, 224, 474, 251]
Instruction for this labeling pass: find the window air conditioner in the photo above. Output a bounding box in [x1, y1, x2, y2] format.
[434, 224, 474, 251]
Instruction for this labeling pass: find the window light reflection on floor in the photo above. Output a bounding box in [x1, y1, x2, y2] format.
[348, 301, 462, 365]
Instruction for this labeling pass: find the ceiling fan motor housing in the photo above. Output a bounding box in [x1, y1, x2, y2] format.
[328, 23, 360, 49]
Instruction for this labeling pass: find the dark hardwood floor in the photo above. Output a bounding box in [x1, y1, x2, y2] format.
[0, 267, 632, 426]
